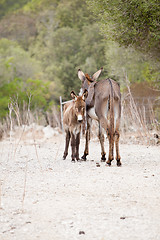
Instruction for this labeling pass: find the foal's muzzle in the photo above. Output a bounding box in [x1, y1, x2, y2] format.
[77, 115, 83, 123]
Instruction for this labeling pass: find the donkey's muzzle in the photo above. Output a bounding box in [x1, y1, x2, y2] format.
[77, 115, 83, 123]
[78, 119, 83, 123]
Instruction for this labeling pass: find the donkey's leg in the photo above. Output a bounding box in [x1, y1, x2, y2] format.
[95, 98, 111, 163]
[106, 129, 114, 166]
[114, 101, 121, 166]
[98, 116, 113, 165]
[71, 132, 76, 162]
[115, 130, 121, 166]
[81, 117, 92, 161]
[75, 132, 80, 161]
[63, 130, 71, 160]
[98, 123, 106, 162]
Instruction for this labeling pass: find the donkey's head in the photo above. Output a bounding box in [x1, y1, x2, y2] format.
[78, 68, 103, 91]
[70, 89, 88, 123]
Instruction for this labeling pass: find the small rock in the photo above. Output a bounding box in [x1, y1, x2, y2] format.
[79, 231, 85, 235]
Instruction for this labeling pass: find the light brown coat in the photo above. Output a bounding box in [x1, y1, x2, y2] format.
[63, 90, 88, 161]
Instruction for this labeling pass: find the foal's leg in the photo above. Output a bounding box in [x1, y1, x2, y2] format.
[71, 132, 76, 162]
[63, 130, 71, 160]
[81, 117, 92, 161]
[75, 132, 80, 161]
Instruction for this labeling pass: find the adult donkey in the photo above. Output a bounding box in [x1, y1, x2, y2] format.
[78, 68, 121, 166]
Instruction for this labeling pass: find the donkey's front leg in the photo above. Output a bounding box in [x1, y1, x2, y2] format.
[63, 130, 70, 160]
[81, 118, 91, 161]
[75, 132, 80, 161]
[71, 132, 76, 162]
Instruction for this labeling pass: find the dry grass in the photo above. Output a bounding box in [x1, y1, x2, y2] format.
[0, 87, 159, 144]
[0, 96, 60, 140]
[120, 74, 160, 144]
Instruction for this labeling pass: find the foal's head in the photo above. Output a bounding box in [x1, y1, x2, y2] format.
[70, 89, 88, 123]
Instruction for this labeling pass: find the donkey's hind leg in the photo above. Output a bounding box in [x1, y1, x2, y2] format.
[115, 130, 121, 166]
[98, 116, 113, 165]
[106, 128, 114, 166]
[114, 101, 121, 166]
[98, 123, 106, 162]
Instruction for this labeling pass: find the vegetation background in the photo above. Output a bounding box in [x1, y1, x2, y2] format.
[0, 0, 159, 127]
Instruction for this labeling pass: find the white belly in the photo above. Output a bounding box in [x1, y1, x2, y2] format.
[88, 107, 98, 120]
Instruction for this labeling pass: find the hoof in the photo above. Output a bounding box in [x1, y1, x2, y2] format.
[101, 159, 106, 162]
[63, 156, 66, 160]
[117, 160, 122, 167]
[101, 154, 106, 162]
[71, 159, 75, 163]
[81, 155, 87, 161]
[77, 158, 81, 162]
[106, 160, 112, 166]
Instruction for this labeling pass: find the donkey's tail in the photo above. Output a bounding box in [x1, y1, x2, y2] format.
[108, 79, 114, 137]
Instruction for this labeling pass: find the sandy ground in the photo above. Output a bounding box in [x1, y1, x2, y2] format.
[0, 132, 160, 240]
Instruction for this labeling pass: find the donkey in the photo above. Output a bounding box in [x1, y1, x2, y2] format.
[63, 89, 88, 162]
[78, 68, 121, 166]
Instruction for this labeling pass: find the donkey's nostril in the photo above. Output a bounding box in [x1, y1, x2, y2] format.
[78, 120, 83, 123]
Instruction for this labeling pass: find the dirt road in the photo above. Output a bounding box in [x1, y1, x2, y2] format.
[0, 134, 160, 240]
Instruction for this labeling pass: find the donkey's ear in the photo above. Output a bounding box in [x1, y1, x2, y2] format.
[82, 89, 88, 101]
[78, 69, 86, 82]
[92, 67, 103, 81]
[70, 91, 77, 100]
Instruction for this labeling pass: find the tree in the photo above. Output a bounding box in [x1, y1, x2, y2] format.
[0, 38, 54, 118]
[0, 0, 30, 19]
[87, 0, 160, 60]
[29, 1, 107, 100]
[0, 38, 42, 85]
[104, 41, 160, 89]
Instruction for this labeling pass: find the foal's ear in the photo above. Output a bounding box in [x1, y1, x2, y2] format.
[70, 91, 77, 100]
[82, 89, 88, 101]
[78, 69, 86, 82]
[92, 67, 103, 81]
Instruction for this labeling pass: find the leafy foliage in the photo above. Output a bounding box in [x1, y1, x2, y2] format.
[29, 1, 106, 100]
[0, 38, 42, 85]
[55, 0, 95, 29]
[0, 0, 31, 19]
[105, 41, 160, 89]
[87, 0, 160, 59]
[0, 0, 159, 121]
[0, 38, 53, 118]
